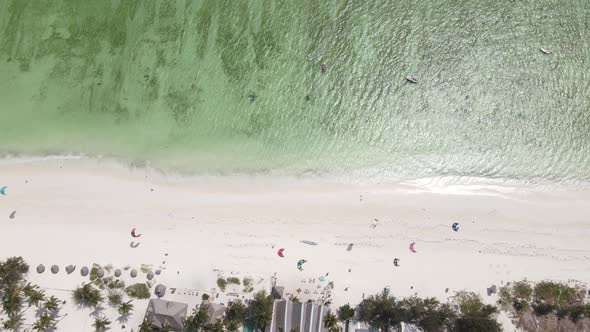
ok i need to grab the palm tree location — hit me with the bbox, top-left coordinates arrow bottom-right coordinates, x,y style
118,300 -> 134,316
337,304 -> 355,332
288,295 -> 300,303
225,300 -> 247,323
323,312 -> 339,332
0,256 -> 29,288
32,314 -> 56,331
184,305 -> 209,332
211,320 -> 225,332
2,314 -> 23,331
93,316 -> 111,331
24,283 -> 46,307
2,284 -> 24,316
248,290 -> 273,332
44,296 -> 61,313
138,319 -> 154,332
225,320 -> 240,332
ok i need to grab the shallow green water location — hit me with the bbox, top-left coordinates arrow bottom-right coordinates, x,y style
0,0 -> 589,182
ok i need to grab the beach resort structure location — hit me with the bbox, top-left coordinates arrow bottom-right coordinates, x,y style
203,300 -> 227,326
269,299 -> 329,332
144,298 -> 188,330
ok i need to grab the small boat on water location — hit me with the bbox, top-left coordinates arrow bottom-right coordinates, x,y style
405,75 -> 418,83
540,48 -> 552,55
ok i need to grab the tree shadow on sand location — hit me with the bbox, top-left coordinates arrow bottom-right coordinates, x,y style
117,314 -> 131,324
89,305 -> 106,319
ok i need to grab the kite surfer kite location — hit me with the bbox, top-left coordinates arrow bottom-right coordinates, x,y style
131,228 -> 142,238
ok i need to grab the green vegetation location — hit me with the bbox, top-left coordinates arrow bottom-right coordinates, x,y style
108,291 -> 123,307
125,283 -> 150,299
73,283 -> 103,307
211,320 -> 225,332
0,257 -> 64,331
533,281 -> 577,306
498,279 -> 588,323
454,292 -> 500,332
140,264 -> 152,274
44,296 -> 61,312
32,314 -> 56,332
357,290 -> 492,332
225,300 -> 247,323
247,290 -> 274,332
337,304 -> 355,332
225,319 -> 240,332
243,277 -> 254,293
23,283 -> 46,307
93,316 -> 111,331
227,277 -> 241,285
323,312 -> 339,332
89,264 -> 103,281
201,293 -> 210,301
184,305 -> 209,332
0,257 -> 29,288
118,300 -> 134,316
217,277 -> 227,292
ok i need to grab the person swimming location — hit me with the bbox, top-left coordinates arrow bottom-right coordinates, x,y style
321,63 -> 327,73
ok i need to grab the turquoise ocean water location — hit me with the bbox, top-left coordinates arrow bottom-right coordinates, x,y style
0,1 -> 589,183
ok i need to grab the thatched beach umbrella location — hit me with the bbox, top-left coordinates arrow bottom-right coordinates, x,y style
81,266 -> 89,277
96,268 -> 104,278
36,264 -> 45,274
114,269 -> 121,277
51,265 -> 59,274
147,272 -> 154,280
130,269 -> 137,278
155,284 -> 166,297
65,265 -> 75,274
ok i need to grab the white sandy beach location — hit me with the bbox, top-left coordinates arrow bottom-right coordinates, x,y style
1,158 -> 590,331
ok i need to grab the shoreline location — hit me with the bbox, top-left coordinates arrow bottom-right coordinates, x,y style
1,157 -> 590,330
2,153 -> 589,195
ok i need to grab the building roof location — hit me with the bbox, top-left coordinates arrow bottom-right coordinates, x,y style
146,299 -> 188,330
204,301 -> 226,326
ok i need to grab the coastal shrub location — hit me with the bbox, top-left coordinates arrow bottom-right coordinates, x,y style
497,286 -> 512,308
140,264 -> 152,274
456,292 -> 485,316
73,283 -> 103,307
569,305 -> 586,322
532,302 -> 555,316
243,277 -> 254,293
227,277 -> 241,285
89,264 -> 102,281
125,283 -> 150,299
512,299 -> 528,312
534,282 -> 576,306
106,278 -> 125,290
513,281 -> 533,301
217,277 -> 227,291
